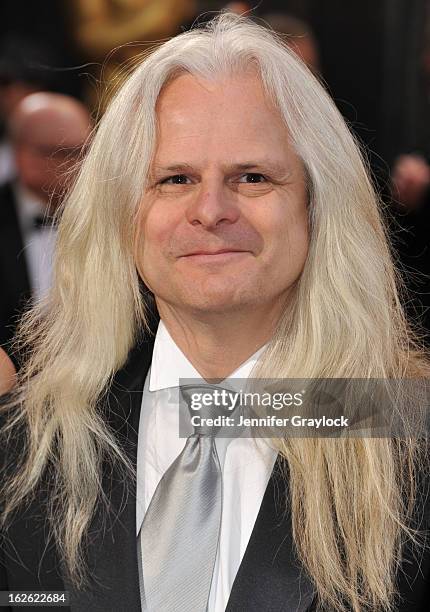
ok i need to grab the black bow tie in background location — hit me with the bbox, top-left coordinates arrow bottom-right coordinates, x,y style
33,214 -> 54,230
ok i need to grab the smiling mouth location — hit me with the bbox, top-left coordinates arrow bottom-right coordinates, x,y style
180,250 -> 250,262
183,249 -> 248,257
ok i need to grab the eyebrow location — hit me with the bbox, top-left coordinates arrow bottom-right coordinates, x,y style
150,160 -> 291,178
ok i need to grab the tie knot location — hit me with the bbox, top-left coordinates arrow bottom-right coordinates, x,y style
180,383 -> 231,436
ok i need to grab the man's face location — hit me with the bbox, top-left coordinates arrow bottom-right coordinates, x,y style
136,71 -> 309,317
16,142 -> 83,206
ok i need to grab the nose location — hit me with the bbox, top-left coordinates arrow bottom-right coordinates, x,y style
185,177 -> 240,228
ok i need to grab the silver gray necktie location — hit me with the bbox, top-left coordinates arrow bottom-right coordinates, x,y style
138,385 -> 223,612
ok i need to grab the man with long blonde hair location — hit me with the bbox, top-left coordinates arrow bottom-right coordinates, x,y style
1,13 -> 429,612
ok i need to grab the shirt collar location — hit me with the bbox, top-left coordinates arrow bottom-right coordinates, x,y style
149,319 -> 268,391
12,181 -> 47,234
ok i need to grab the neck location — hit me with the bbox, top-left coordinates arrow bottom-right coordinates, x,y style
156,301 -> 281,379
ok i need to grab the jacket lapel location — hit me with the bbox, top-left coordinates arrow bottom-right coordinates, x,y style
226,457 -> 316,612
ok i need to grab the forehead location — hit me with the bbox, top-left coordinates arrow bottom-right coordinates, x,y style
156,68 -> 273,110
153,71 -> 292,164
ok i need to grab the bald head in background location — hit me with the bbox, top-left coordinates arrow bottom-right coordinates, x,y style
9,92 -> 92,212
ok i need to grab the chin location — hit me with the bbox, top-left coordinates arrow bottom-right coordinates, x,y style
180,287 -> 258,314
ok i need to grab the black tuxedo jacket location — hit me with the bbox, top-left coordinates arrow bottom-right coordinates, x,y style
0,182 -> 31,353
1,318 -> 429,611
388,193 -> 430,343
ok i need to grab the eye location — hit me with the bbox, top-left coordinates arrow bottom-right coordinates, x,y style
159,174 -> 191,185
237,173 -> 268,183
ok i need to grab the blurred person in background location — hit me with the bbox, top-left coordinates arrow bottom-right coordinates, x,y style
387,5 -> 430,346
224,2 -> 251,15
0,92 -> 92,354
392,154 -> 430,211
261,12 -> 320,74
0,36 -> 65,185
391,154 -> 430,342
210,5 -> 321,73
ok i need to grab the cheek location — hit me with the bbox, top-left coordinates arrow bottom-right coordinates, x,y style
262,204 -> 309,267
24,155 -> 45,180
41,161 -> 59,185
284,215 -> 309,271
138,203 -> 180,260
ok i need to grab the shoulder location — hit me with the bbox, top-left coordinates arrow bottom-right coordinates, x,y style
0,182 -> 19,230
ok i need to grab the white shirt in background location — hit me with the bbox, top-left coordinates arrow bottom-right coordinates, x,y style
13,182 -> 56,303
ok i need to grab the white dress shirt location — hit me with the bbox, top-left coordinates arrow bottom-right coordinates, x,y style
136,320 -> 278,611
0,141 -> 15,185
13,182 -> 56,303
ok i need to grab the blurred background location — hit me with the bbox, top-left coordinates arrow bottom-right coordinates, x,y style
2,0 -> 430,355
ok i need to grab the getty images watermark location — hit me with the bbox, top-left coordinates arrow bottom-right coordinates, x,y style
174,378 -> 430,438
